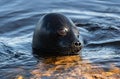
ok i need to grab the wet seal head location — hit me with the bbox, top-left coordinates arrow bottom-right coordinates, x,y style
32,13 -> 82,57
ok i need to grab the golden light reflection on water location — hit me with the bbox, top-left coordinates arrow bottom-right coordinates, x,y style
16,55 -> 120,79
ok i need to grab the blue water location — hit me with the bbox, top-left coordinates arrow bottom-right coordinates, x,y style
0,0 -> 120,79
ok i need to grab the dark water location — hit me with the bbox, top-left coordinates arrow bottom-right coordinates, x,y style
0,0 -> 120,79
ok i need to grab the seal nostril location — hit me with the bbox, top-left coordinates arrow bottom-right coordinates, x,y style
78,42 -> 81,46
74,41 -> 81,47
75,42 -> 78,46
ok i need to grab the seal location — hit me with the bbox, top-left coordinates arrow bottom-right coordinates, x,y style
32,13 -> 82,57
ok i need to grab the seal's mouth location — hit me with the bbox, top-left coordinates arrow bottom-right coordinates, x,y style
71,47 -> 81,53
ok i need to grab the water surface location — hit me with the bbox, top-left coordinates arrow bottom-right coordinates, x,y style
0,0 -> 120,79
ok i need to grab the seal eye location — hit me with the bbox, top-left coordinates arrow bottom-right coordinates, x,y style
57,27 -> 68,36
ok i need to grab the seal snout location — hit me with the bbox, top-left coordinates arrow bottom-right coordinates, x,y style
71,41 -> 82,53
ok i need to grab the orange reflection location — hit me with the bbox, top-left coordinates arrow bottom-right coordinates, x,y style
15,75 -> 24,79
15,55 -> 120,79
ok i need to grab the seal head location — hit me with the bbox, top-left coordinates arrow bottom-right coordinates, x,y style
32,13 -> 82,56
